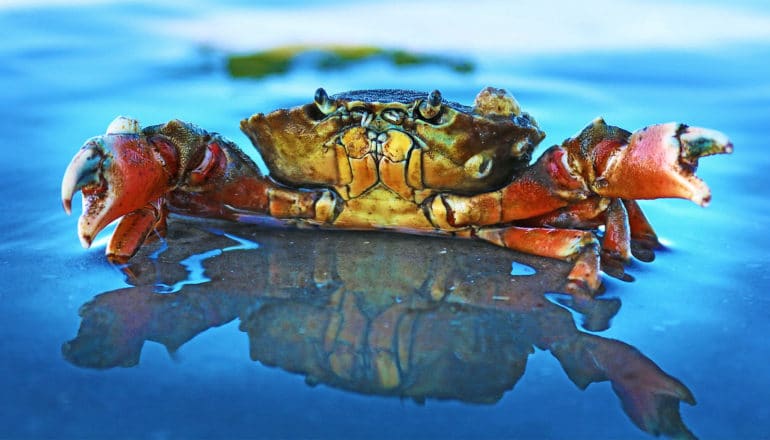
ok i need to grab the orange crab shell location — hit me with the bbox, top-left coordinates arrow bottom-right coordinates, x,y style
241,88 -> 545,199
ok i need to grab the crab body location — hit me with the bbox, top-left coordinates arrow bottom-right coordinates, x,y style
61,87 -> 732,294
240,88 -> 544,232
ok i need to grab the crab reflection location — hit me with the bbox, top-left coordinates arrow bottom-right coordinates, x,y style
63,220 -> 696,439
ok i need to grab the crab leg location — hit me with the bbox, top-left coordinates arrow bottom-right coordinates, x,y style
600,199 -> 632,281
474,226 -> 602,294
622,199 -> 659,262
426,146 -> 582,229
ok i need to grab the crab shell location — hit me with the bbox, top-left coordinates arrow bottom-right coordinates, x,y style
241,87 -> 544,201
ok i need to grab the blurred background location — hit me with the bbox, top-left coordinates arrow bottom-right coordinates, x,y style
1,0 -> 768,438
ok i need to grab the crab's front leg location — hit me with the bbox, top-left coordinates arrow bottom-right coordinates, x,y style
62,117 -> 339,263
426,119 -> 731,294
566,119 -> 732,269
427,146 -> 605,293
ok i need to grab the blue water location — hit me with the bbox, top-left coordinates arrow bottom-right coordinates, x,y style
1,1 -> 769,439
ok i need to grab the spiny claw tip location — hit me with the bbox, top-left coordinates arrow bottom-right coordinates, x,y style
687,176 -> 712,207
63,198 -> 72,215
680,126 -> 732,161
79,233 -> 92,249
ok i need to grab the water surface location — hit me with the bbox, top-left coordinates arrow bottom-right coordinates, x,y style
1,1 -> 769,439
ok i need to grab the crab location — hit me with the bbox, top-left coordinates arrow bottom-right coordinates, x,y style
61,87 -> 732,294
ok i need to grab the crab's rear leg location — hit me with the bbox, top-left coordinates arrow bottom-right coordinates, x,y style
474,226 -> 602,295
622,199 -> 660,262
513,197 -> 637,282
600,199 -> 633,281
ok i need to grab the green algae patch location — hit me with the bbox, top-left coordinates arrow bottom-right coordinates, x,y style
227,45 -> 474,79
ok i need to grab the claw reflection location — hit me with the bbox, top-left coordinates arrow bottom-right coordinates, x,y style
63,220 -> 696,439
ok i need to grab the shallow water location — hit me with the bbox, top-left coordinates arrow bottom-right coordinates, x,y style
1,1 -> 770,439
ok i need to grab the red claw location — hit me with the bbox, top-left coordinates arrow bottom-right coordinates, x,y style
590,122 -> 732,206
62,117 -> 278,262
61,117 -> 178,256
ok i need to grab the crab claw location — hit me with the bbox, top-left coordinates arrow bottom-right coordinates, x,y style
61,117 -> 178,251
593,122 -> 732,206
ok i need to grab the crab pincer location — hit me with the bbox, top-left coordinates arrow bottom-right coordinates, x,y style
555,119 -> 733,289
62,117 -> 340,263
579,121 -> 734,207
62,117 -> 178,263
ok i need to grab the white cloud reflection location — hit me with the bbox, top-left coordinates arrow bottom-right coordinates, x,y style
3,0 -> 770,54
149,0 -> 770,54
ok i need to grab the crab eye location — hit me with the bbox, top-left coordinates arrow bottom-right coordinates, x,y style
314,87 -> 337,115
381,109 -> 405,125
417,89 -> 442,120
